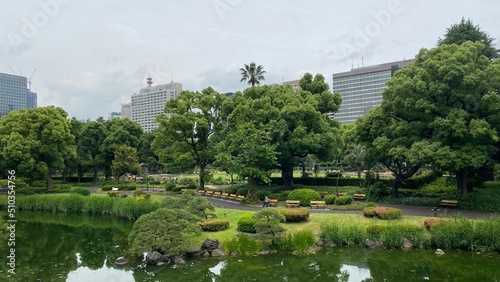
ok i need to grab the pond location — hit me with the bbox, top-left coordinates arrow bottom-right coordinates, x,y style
1,212 -> 499,281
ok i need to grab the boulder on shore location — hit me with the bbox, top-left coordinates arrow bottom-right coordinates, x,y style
145,251 -> 170,265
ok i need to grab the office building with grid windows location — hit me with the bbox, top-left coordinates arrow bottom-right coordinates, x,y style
0,73 -> 28,117
131,81 -> 182,132
332,59 -> 414,124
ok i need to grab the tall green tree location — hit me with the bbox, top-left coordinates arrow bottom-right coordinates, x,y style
64,118 -> 87,182
111,145 -> 140,182
240,62 -> 266,86
80,121 -> 108,181
0,106 -> 76,188
101,118 -> 143,179
379,41 -> 500,197
224,76 -> 342,190
138,132 -> 161,174
438,18 -> 499,59
343,144 -> 365,178
153,87 -> 227,189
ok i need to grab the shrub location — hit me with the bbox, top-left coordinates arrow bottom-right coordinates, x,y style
198,219 -> 230,232
211,177 -> 225,185
334,195 -> 353,205
374,207 -> 403,220
69,187 -> 91,196
133,190 -> 145,197
237,213 -> 257,233
363,207 -> 376,218
279,208 -> 310,223
256,190 -> 272,201
324,194 -> 337,205
369,182 -> 390,198
278,191 -> 290,201
236,188 -> 248,196
423,218 -> 446,230
224,187 -> 237,194
164,181 -> 176,191
223,234 -> 262,255
287,189 -> 320,206
172,186 -> 183,193
108,191 -> 121,197
101,185 -> 113,191
186,182 -> 198,190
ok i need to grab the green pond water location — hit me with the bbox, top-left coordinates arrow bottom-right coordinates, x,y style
1,212 -> 500,281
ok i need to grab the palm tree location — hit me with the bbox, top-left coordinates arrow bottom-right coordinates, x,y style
240,62 -> 266,86
344,144 -> 366,178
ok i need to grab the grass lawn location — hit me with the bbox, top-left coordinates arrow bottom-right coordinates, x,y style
192,207 -> 428,246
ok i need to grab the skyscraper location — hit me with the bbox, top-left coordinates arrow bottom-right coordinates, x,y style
131,81 -> 182,132
0,73 -> 28,117
27,90 -> 38,108
332,59 -> 414,124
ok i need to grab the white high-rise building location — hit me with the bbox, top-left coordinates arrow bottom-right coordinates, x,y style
121,103 -> 131,119
131,81 -> 182,132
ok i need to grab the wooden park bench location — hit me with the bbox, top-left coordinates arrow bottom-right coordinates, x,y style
268,199 -> 278,207
236,195 -> 245,202
180,188 -> 187,193
318,191 -> 328,199
310,200 -> 326,209
285,200 -> 300,208
205,190 -> 214,197
441,199 -> 458,208
213,191 -> 222,198
229,194 -> 237,201
353,193 -> 366,200
197,189 -> 205,195
336,192 -> 347,197
221,192 -> 229,200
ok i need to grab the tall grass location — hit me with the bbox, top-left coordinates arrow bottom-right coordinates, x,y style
473,218 -> 500,252
289,230 -> 316,254
430,217 -> 474,250
320,222 -> 365,247
6,194 -> 159,220
222,234 -> 262,255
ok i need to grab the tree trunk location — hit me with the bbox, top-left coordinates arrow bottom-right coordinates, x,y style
47,173 -> 54,190
302,164 -> 306,177
282,164 -> 294,190
391,175 -> 404,194
199,164 -> 206,190
249,178 -> 257,201
457,168 -> 468,198
93,165 -> 98,182
357,165 -> 362,178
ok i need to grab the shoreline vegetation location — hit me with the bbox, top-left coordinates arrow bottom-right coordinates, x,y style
2,193 -> 500,261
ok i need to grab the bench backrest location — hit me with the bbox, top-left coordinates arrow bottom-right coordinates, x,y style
442,199 -> 458,203
269,199 -> 278,203
336,192 -> 347,196
318,191 -> 328,195
286,200 -> 300,203
354,193 -> 366,197
205,191 -> 214,195
237,195 -> 245,199
214,191 -> 221,195
222,193 -> 228,197
310,201 -> 326,205
229,194 -> 237,197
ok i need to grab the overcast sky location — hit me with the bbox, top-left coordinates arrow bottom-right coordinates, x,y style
2,0 -> 499,120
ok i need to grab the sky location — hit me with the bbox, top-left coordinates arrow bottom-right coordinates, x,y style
1,0 -> 500,120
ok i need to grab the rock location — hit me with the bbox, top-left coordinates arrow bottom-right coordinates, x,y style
202,239 -> 220,253
145,251 -> 163,265
365,239 -> 382,249
305,247 -> 316,254
435,249 -> 445,255
187,246 -> 202,257
173,256 -> 186,265
115,257 -> 128,266
156,261 -> 168,266
403,238 -> 414,249
211,248 -> 226,257
203,252 -> 211,257
258,250 -> 271,255
316,240 -> 325,247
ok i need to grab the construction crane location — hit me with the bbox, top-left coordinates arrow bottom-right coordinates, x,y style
9,67 -> 15,74
28,67 -> 37,90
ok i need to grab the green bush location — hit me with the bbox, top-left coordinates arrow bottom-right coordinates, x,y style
237,213 -> 257,233
69,187 -> 90,196
172,186 -> 183,193
279,208 -> 310,223
287,188 -> 320,206
211,177 -> 225,185
278,191 -> 290,201
363,207 -> 376,217
334,195 -> 353,205
198,219 -> 230,232
108,191 -> 121,197
256,190 -> 272,201
186,182 -> 198,190
236,188 -> 248,196
369,182 -> 390,198
224,187 -> 238,194
164,181 -> 176,191
324,194 -> 337,205
222,234 -> 262,255
374,207 -> 403,220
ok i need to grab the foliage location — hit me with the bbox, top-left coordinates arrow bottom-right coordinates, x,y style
69,187 -> 90,196
320,223 -> 365,247
287,188 -> 321,206
128,208 -> 202,256
0,106 -> 76,188
343,144 -> 366,178
164,180 -> 176,191
236,188 -> 248,196
211,176 -> 225,185
111,145 -> 140,182
324,194 -> 337,205
133,189 -> 145,197
161,192 -> 215,220
198,219 -> 229,232
373,207 -> 403,220
222,234 -> 262,255
430,217 -> 475,250
79,121 -> 107,181
363,207 -> 376,218
286,230 -> 316,254
239,62 -> 266,86
253,208 -> 286,242
423,218 -> 448,230
334,195 -> 353,205
256,190 -> 272,201
368,182 -> 391,198
237,213 -> 257,233
153,87 -> 227,190
278,208 -> 310,223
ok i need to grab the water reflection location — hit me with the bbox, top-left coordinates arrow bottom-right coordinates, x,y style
339,264 -> 371,282
209,261 -> 227,281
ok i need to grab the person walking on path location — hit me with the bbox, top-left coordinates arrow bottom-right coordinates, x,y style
263,196 -> 270,208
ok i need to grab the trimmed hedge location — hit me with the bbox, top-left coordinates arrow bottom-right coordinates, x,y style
279,208 -> 310,223
198,219 -> 230,232
69,187 -> 90,196
287,188 -> 320,206
363,207 -> 376,217
237,213 -> 257,233
373,207 -> 403,220
324,195 -> 337,205
334,195 -> 353,205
